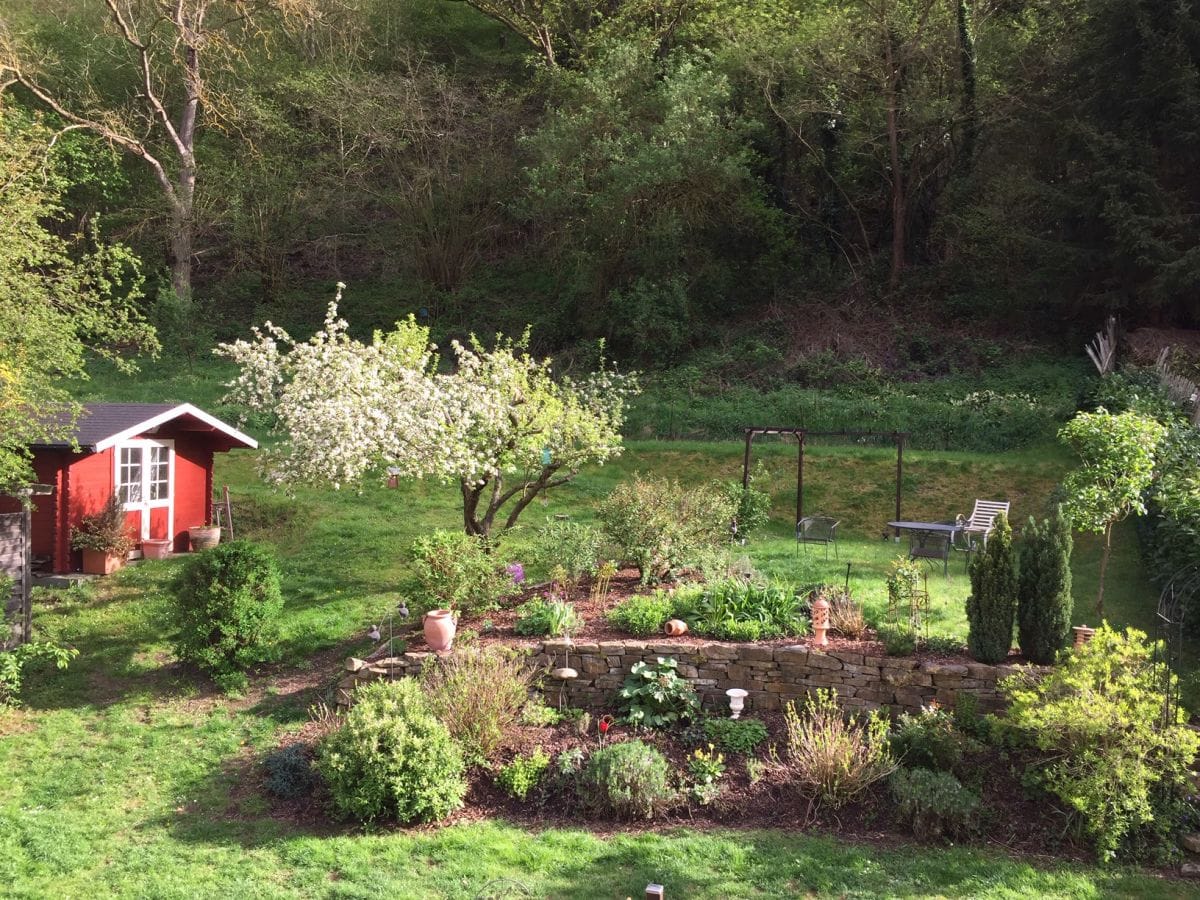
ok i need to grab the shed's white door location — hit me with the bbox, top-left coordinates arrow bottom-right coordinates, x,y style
115,439 -> 175,543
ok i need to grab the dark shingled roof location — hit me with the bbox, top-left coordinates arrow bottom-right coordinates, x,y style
32,403 -> 251,450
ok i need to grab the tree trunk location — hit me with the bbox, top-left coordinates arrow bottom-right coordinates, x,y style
884,36 -> 906,289
461,480 -> 487,537
169,201 -> 194,300
957,0 -> 979,172
1095,523 -> 1112,618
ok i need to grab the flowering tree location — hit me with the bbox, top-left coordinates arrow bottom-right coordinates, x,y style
217,291 -> 637,536
1060,408 -> 1166,617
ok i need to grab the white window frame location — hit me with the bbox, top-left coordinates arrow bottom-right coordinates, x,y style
114,438 -> 175,542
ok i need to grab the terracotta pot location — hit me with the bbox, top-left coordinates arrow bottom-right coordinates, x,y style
423,609 -> 457,652
1072,625 -> 1096,649
664,619 -> 688,637
81,550 -> 125,576
188,525 -> 221,551
142,539 -> 172,560
811,597 -> 831,647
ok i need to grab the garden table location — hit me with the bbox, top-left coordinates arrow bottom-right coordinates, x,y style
886,521 -> 963,576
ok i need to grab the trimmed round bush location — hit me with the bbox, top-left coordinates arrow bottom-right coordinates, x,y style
580,740 -> 676,819
318,679 -> 466,824
171,540 -> 284,689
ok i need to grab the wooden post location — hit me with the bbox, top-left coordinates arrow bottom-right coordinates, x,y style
894,433 -> 904,538
21,503 -> 31,645
796,433 -> 805,526
742,429 -> 753,490
646,885 -> 664,900
222,485 -> 235,541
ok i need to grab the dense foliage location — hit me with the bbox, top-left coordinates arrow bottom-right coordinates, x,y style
409,530 -> 514,616
171,540 -> 284,691
421,646 -> 531,763
1017,507 -> 1074,664
616,657 -> 700,730
318,679 -> 466,825
579,740 -> 676,819
1002,626 -> 1200,862
890,768 -> 981,841
0,641 -> 77,707
69,495 -> 136,556
513,597 -> 579,637
965,514 -> 1016,664
669,578 -> 807,641
606,591 -> 676,637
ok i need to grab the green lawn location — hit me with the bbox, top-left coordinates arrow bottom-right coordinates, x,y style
3,360 -> 1191,897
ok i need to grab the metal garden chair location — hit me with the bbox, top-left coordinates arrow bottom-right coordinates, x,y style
797,515 -> 840,559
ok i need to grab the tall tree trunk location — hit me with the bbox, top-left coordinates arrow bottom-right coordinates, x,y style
1095,522 -> 1112,618
957,0 -> 979,172
884,35 -> 906,289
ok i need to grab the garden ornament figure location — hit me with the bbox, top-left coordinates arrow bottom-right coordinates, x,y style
726,688 -> 748,719
812,595 -> 831,646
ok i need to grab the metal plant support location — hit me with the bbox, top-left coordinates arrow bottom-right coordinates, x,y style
1154,565 -> 1197,730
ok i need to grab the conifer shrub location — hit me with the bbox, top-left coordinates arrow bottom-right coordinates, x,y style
965,514 -> 1017,664
172,540 -> 283,691
1017,506 -> 1074,664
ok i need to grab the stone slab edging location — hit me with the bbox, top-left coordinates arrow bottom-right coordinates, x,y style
336,639 -> 1049,716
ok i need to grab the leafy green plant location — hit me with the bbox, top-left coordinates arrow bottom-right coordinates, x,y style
69,494 -> 136,555
606,591 -> 676,636
519,698 -> 562,727
263,743 -> 317,801
890,768 -> 981,840
1002,625 -> 1200,862
579,739 -> 677,819
318,679 -> 466,824
514,597 -> 581,637
890,704 -> 978,773
784,688 -> 895,808
966,514 -> 1017,664
877,622 -> 917,656
528,520 -> 602,599
670,578 -> 805,640
0,641 -> 78,707
1060,409 -> 1167,616
409,529 -> 515,616
1017,506 -> 1074,664
702,717 -> 768,754
496,749 -> 550,800
920,635 -> 966,655
171,540 -> 283,692
422,646 -> 532,764
722,460 -> 771,538
617,657 -> 699,729
598,474 -> 736,582
886,557 -> 924,629
688,743 -> 726,805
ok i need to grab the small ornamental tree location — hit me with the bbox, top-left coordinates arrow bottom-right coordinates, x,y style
1017,507 -> 1074,664
1059,409 -> 1167,617
217,292 -> 637,537
965,513 -> 1017,664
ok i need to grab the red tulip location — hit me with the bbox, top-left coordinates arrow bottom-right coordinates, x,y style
599,719 -> 610,733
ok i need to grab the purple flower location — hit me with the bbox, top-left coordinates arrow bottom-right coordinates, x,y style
507,562 -> 525,585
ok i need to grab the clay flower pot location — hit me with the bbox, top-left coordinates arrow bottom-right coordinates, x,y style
81,550 -> 125,576
141,539 -> 172,560
811,596 -> 831,647
664,619 -> 688,637
423,609 -> 457,652
188,525 -> 221,551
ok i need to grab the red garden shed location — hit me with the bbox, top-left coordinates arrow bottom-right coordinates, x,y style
6,403 -> 257,574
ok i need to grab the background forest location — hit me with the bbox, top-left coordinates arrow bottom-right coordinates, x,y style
3,0 -> 1199,382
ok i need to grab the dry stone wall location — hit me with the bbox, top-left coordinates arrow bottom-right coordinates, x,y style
337,639 -> 1044,716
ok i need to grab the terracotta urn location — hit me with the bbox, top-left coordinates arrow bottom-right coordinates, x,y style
1072,625 -> 1096,649
424,609 -> 457,652
81,550 -> 125,576
664,619 -> 688,637
188,525 -> 221,551
141,539 -> 172,560
811,596 -> 831,646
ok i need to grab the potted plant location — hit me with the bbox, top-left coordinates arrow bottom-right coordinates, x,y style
188,523 -> 221,551
71,495 -> 136,575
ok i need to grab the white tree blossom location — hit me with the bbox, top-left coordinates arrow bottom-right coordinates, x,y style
216,293 -> 638,535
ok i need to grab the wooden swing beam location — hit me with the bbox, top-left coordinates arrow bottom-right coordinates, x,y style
741,427 -> 908,530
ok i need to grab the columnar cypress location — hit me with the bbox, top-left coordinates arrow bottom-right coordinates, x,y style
966,513 -> 1017,664
1017,507 -> 1074,664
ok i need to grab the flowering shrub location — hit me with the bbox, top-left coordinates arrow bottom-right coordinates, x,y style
422,646 -> 531,763
409,530 -> 514,616
687,744 -> 726,805
218,300 -> 637,537
617,657 -> 699,729
580,740 -> 677,818
318,679 -> 466,824
1002,625 -> 1200,862
784,688 -> 895,808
